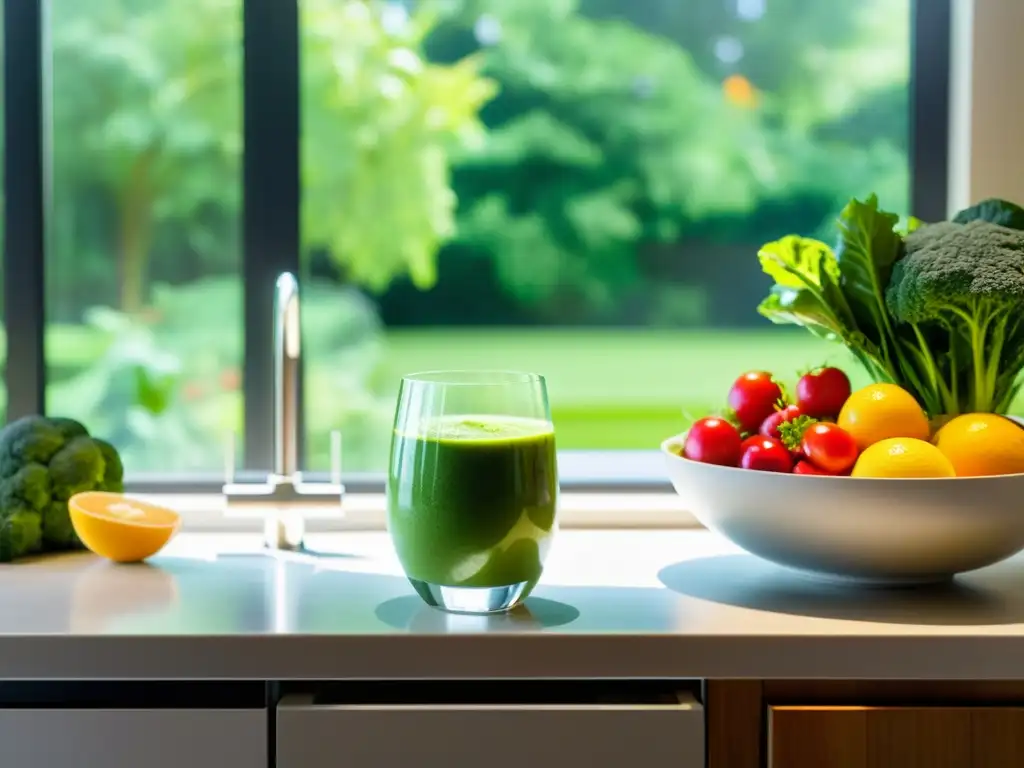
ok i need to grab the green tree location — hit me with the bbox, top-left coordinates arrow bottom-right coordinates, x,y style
51,0 -> 241,314
49,0 -> 493,314
301,0 -> 496,291
428,0 -> 778,317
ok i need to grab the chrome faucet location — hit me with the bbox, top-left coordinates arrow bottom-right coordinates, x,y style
222,272 -> 344,551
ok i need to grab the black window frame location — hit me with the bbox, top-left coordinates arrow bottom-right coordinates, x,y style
2,0 -> 951,495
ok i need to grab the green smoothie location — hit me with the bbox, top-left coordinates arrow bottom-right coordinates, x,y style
387,415 -> 558,590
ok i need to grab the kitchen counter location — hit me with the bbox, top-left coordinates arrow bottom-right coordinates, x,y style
4,529 -> 1024,681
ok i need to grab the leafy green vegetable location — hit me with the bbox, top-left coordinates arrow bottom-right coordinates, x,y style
757,198 -> 899,387
833,195 -> 902,358
951,198 -> 1024,231
758,195 -> 1024,417
0,416 -> 125,561
756,236 -> 853,342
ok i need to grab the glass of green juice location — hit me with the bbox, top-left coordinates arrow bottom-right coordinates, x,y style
386,370 -> 559,614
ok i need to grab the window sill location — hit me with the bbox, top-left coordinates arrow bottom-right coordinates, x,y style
136,492 -> 699,532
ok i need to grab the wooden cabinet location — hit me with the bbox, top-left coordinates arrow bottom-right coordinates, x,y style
277,691 -> 705,768
0,709 -> 266,768
769,706 -> 1024,768
708,681 -> 1024,768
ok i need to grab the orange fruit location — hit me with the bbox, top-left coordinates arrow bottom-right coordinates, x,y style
69,492 -> 180,563
933,413 -> 1024,477
837,383 -> 930,450
851,437 -> 956,478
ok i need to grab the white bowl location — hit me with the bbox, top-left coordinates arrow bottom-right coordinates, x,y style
661,433 -> 1024,584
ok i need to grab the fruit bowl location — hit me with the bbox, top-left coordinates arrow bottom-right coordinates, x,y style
662,433 -> 1024,584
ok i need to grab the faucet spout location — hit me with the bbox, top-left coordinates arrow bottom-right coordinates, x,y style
274,272 -> 301,479
221,270 -> 344,554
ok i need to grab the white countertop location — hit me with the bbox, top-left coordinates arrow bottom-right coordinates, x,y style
3,529 -> 1024,681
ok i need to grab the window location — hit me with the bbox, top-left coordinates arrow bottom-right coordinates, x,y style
1,0 -> 962,495
0,4 -> 4,424
299,0 -> 924,477
45,0 -> 243,474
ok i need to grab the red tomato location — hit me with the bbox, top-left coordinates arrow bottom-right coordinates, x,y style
683,417 -> 743,466
740,437 -> 794,473
759,403 -> 803,440
793,460 -> 828,475
796,367 -> 852,419
741,434 -> 764,452
728,371 -> 784,433
801,422 -> 859,474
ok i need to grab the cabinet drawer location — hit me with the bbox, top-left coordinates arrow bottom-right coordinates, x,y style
0,708 -> 266,768
278,691 -> 703,768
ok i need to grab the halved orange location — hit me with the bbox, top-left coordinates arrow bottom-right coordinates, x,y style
69,492 -> 181,563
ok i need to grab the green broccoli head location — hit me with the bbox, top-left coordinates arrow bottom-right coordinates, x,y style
886,220 -> 1024,325
886,219 -> 1024,413
0,417 -> 125,559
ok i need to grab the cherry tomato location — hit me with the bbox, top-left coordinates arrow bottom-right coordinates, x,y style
741,434 -> 764,453
801,422 -> 859,474
793,460 -> 828,475
683,417 -> 743,466
740,437 -> 794,473
759,403 -> 803,440
796,367 -> 852,419
728,371 -> 784,433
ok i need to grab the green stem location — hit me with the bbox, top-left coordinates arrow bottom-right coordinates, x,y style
984,318 -> 1006,411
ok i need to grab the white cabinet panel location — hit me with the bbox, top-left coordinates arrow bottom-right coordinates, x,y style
0,708 -> 266,768
278,692 -> 703,768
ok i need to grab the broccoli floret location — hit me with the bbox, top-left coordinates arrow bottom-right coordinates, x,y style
0,462 -> 51,512
93,438 -> 124,492
48,417 -> 89,441
952,198 -> 1024,231
0,506 -> 43,562
42,500 -> 81,549
886,219 -> 1024,413
0,416 -> 64,476
0,417 -> 124,559
49,436 -> 106,501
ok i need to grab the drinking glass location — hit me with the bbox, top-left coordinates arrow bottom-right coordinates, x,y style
387,371 -> 559,614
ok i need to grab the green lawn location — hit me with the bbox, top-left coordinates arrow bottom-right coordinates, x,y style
381,328 -> 870,449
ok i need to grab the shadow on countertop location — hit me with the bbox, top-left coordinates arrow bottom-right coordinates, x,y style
376,595 -> 580,632
658,554 -> 1024,626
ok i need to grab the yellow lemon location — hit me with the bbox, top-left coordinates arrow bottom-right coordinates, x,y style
933,413 -> 1024,477
69,492 -> 181,563
851,438 -> 956,478
837,383 -> 930,450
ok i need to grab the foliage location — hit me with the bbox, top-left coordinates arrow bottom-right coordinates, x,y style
45,307 -> 199,470
430,0 -> 773,315
302,0 -> 496,290
50,0 -> 241,313
50,0 -> 493,317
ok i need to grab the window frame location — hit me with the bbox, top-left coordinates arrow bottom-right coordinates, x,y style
3,0 -> 953,502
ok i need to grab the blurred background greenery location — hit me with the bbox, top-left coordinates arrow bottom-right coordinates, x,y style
26,0 -> 919,473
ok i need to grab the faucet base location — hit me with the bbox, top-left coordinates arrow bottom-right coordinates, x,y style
264,511 -> 307,552
222,474 -> 344,552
